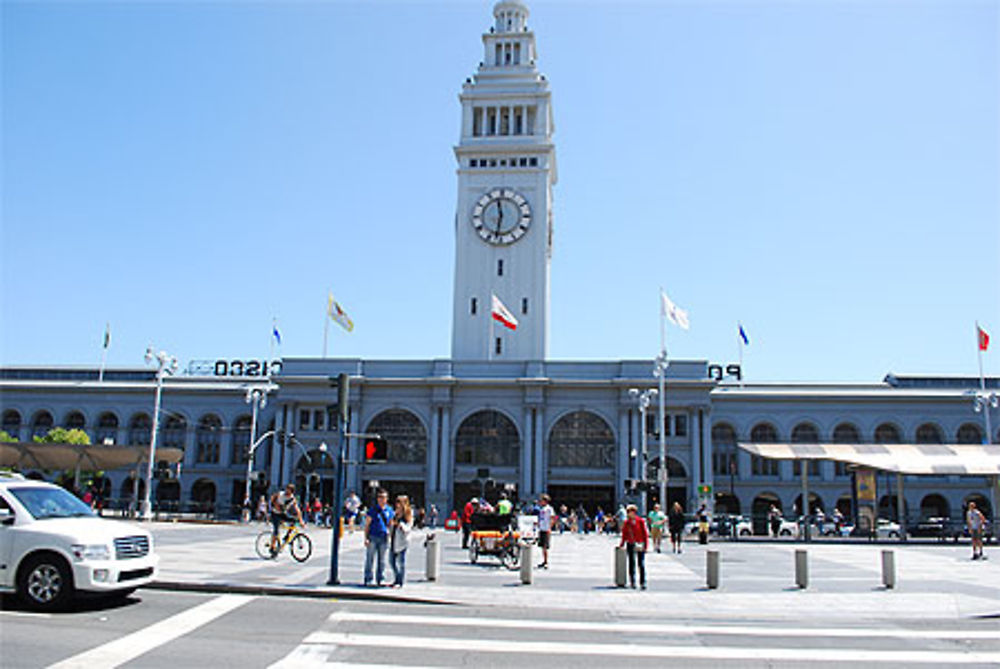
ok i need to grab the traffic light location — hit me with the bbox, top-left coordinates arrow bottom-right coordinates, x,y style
364,437 -> 388,462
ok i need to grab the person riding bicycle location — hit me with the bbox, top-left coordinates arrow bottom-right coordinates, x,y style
270,483 -> 304,553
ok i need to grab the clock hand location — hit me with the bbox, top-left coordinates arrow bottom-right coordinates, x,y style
495,201 -> 504,236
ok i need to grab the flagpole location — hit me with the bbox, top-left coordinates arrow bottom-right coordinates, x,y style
323,308 -> 330,359
270,318 -> 277,366
98,323 -> 109,383
738,322 -> 744,388
977,321 -> 993,446
488,293 -> 494,361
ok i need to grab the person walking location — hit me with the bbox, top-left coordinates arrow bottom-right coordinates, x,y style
648,503 -> 666,553
461,497 -> 478,549
428,503 -> 439,529
497,492 -> 513,516
363,488 -> 394,586
536,493 -> 554,569
966,501 -> 988,560
390,494 -> 413,587
668,501 -> 685,554
768,504 -> 782,538
620,504 -> 649,589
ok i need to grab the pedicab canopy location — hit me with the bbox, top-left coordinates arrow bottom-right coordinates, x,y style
0,441 -> 183,472
737,442 -> 1000,476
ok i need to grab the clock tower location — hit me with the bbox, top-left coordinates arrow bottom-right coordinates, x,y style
451,1 -> 556,361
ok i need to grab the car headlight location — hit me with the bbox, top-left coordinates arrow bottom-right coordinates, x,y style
71,544 -> 111,561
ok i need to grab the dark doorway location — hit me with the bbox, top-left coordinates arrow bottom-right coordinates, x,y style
547,485 -> 615,516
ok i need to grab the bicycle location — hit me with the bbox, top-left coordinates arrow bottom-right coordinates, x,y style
255,522 -> 313,562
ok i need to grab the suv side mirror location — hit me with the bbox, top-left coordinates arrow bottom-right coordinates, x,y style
0,508 -> 14,526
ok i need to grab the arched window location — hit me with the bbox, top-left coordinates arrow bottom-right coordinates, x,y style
2,410 -> 21,438
711,422 -> 738,477
65,411 -> 86,430
231,415 -> 252,464
365,410 -> 428,464
956,423 -> 983,445
455,410 -> 520,467
832,423 -> 860,443
874,423 -> 901,444
128,413 -> 151,445
750,422 -> 778,443
915,423 -> 943,444
831,423 -> 860,476
162,415 -> 187,450
749,422 -> 779,476
31,410 -> 54,439
548,411 -> 615,468
791,423 -> 820,476
791,423 -> 819,443
196,415 -> 222,464
95,412 -> 119,445
646,456 -> 687,481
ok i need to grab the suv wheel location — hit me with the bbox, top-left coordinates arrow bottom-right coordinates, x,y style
18,553 -> 74,611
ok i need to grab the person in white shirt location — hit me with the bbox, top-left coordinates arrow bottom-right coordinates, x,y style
390,494 -> 413,586
536,493 -> 554,569
967,501 -> 988,560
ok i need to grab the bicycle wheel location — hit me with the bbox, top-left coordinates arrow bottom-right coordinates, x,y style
290,533 -> 312,562
255,531 -> 277,560
500,545 -> 520,571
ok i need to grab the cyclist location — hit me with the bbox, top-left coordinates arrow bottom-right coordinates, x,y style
270,483 -> 304,554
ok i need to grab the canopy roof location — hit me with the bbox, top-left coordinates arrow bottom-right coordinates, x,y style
0,442 -> 183,472
737,442 -> 1000,476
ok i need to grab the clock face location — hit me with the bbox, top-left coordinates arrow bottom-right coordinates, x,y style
471,188 -> 531,245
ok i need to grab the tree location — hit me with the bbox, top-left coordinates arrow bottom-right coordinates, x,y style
33,427 -> 91,445
0,430 -> 15,443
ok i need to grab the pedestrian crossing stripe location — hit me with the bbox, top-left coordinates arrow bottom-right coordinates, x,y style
298,631 -> 1000,665
327,610 -> 1000,640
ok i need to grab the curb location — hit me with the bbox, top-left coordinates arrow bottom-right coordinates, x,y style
146,580 -> 458,606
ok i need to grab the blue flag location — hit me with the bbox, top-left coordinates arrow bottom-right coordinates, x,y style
739,324 -> 749,346
272,323 -> 282,345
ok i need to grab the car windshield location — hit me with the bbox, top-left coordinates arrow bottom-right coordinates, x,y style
9,486 -> 95,520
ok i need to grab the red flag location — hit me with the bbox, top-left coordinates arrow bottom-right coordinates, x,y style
978,326 -> 990,352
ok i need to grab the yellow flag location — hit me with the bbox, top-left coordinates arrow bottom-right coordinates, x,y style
327,292 -> 354,332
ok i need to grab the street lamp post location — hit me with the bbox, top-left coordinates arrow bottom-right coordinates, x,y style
243,428 -> 277,518
141,347 -> 178,521
242,385 -> 276,517
628,387 -> 658,516
653,353 -> 668,511
971,389 -> 999,537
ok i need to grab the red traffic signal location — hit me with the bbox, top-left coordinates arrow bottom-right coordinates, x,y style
364,438 -> 388,462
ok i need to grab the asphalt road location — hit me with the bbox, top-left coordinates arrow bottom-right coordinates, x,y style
2,589 -> 999,668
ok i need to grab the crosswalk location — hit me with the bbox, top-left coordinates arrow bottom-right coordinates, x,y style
270,607 -> 1000,667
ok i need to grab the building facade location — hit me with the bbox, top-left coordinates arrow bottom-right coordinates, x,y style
1,2 -> 997,526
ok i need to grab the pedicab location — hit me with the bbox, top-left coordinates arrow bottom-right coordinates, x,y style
467,511 -> 521,570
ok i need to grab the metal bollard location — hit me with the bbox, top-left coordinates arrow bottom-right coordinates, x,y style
795,549 -> 808,589
425,533 -> 440,582
706,550 -> 720,589
614,545 -> 627,588
881,550 -> 895,589
520,543 -> 533,585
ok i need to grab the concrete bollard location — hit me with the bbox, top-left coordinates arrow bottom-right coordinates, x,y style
706,550 -> 720,589
881,550 -> 895,589
795,549 -> 808,589
520,543 -> 533,585
614,545 -> 627,588
425,533 -> 440,582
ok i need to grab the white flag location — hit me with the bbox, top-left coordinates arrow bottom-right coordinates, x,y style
660,290 -> 690,330
491,294 -> 518,330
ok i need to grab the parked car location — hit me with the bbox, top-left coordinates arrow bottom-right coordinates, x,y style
0,473 -> 158,610
910,516 -> 950,540
875,518 -> 903,539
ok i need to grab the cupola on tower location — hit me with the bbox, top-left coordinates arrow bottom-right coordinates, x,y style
450,0 -> 556,361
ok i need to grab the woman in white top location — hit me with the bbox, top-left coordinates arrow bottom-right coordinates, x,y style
390,495 -> 413,587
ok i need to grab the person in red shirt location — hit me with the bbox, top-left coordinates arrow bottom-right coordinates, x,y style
619,503 -> 649,589
461,497 -> 479,549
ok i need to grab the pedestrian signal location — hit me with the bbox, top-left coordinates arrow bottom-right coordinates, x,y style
364,437 -> 388,462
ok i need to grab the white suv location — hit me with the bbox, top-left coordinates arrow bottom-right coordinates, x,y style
0,473 -> 158,610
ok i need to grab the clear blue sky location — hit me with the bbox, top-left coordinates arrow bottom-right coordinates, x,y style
2,0 -> 997,382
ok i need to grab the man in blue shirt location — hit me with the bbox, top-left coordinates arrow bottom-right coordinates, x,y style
363,488 -> 394,586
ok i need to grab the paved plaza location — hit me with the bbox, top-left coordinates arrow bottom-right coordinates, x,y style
150,521 -> 1000,622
